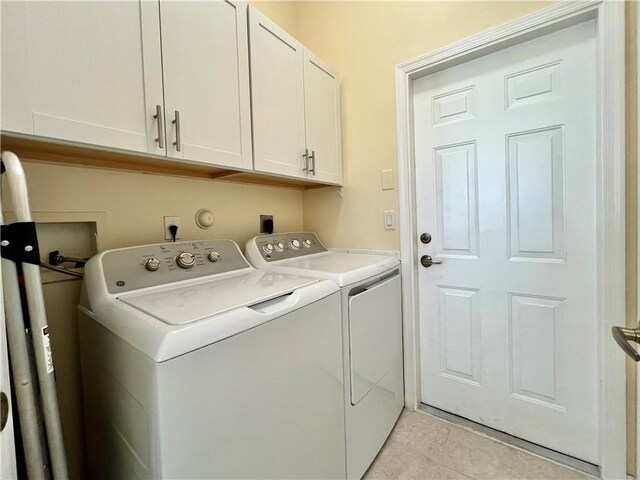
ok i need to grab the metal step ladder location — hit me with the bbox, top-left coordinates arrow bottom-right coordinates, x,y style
1,151 -> 68,479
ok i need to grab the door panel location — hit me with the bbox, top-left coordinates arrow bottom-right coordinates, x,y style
438,287 -> 481,385
507,127 -> 565,260
249,7 -> 306,178
1,0 -> 164,154
509,294 -> 563,406
160,0 -> 252,169
414,20 -> 597,462
434,142 -> 479,257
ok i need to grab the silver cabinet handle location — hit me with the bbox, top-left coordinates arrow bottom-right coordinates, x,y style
420,255 -> 442,268
309,150 -> 316,175
612,326 -> 640,361
172,110 -> 181,152
302,148 -> 309,172
154,105 -> 164,148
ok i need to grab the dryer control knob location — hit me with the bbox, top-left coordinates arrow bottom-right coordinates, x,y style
289,239 -> 301,250
207,251 -> 221,262
262,244 -> 274,254
176,252 -> 196,269
144,258 -> 161,271
303,239 -> 312,248
274,242 -> 284,252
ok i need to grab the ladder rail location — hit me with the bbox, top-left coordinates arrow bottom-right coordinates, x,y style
2,151 -> 69,479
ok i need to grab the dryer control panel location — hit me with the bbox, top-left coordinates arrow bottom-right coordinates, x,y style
252,232 -> 327,262
100,240 -> 251,294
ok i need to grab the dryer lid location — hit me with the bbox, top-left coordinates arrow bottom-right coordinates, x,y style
118,270 -> 317,325
278,252 -> 396,273
273,252 -> 399,286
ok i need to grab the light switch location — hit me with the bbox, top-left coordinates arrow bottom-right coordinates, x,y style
384,210 -> 396,230
382,169 -> 394,191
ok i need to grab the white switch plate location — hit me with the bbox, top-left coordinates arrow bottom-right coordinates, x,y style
384,210 -> 396,230
164,216 -> 181,240
382,169 -> 394,191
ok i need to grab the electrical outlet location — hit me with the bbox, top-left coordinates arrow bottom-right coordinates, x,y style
260,215 -> 274,234
164,216 -> 181,241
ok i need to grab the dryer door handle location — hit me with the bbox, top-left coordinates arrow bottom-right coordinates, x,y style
349,272 -> 399,299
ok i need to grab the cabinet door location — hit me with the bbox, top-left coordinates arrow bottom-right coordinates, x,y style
303,49 -> 342,185
160,0 -> 252,170
249,7 -> 306,178
0,1 -> 165,155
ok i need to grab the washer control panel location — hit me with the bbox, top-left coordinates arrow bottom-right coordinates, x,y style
254,232 -> 327,262
102,240 -> 250,294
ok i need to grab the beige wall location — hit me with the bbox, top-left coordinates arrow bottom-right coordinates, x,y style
289,1 -> 553,250
251,1 -> 559,251
7,162 -> 304,251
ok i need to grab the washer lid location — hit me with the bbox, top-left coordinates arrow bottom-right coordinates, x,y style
118,270 -> 317,325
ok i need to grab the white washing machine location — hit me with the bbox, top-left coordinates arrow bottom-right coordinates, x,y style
78,239 -> 346,479
246,232 -> 404,479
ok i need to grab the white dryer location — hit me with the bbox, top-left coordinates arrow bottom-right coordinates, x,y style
78,240 -> 346,479
246,232 -> 404,479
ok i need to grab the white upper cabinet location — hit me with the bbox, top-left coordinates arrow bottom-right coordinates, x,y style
159,0 -> 252,170
249,7 -> 307,178
303,50 -> 342,185
1,1 -> 340,184
249,6 -> 342,184
0,0 -> 165,155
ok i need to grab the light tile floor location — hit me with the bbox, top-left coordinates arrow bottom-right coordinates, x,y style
364,410 -> 595,480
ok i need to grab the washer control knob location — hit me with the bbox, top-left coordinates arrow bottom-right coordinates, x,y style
144,258 -> 161,271
303,239 -> 312,248
207,251 -> 221,262
289,239 -> 301,250
176,252 -> 196,269
262,244 -> 274,254
274,242 -> 284,252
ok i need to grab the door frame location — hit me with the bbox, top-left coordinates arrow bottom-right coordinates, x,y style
395,1 -> 625,477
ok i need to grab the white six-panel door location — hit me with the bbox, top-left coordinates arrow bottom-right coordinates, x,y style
414,20 -> 598,463
249,7 -> 307,178
0,0 -> 164,155
160,0 -> 252,170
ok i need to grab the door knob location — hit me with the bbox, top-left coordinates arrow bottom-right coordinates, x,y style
420,255 -> 442,268
612,326 -> 640,361
420,233 -> 432,244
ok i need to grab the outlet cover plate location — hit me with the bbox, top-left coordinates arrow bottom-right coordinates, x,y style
164,216 -> 181,240
260,215 -> 274,234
